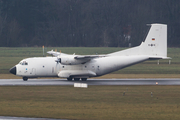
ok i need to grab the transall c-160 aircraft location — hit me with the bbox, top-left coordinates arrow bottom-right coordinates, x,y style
10,24 -> 170,81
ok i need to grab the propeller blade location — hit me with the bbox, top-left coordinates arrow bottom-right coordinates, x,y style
55,58 -> 61,63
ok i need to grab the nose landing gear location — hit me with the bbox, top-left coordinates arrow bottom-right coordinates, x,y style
23,77 -> 28,81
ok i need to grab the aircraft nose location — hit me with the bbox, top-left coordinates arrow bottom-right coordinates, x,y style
9,66 -> 16,75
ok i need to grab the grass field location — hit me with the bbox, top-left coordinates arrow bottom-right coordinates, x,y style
0,47 -> 180,78
0,86 -> 179,120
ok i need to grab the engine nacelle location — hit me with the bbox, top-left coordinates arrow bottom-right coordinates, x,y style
59,56 -> 88,65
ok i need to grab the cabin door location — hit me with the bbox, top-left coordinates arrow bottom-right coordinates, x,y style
31,68 -> 36,75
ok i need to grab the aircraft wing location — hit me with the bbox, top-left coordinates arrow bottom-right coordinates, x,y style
47,50 -> 106,65
47,50 -> 68,56
74,55 -> 106,59
47,50 -> 106,59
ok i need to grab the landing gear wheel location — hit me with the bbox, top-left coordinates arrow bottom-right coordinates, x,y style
81,78 -> 87,81
23,77 -> 28,81
67,77 -> 72,81
74,78 -> 80,81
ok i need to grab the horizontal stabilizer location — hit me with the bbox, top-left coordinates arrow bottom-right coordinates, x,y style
149,56 -> 171,60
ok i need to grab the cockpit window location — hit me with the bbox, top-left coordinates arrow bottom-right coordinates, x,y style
24,62 -> 28,65
19,61 -> 28,65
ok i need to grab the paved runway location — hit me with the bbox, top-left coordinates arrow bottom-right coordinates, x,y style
0,78 -> 180,86
0,78 -> 179,120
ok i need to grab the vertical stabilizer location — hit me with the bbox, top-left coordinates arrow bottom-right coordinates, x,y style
108,24 -> 168,58
141,23 -> 167,57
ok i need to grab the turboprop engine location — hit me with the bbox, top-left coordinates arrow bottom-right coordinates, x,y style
56,55 -> 89,65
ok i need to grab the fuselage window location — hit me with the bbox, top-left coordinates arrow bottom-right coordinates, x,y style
20,61 -> 28,65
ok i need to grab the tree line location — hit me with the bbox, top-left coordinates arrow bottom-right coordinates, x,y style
0,0 -> 180,47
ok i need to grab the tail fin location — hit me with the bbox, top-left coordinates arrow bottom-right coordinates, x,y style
108,24 -> 168,59
141,24 -> 167,57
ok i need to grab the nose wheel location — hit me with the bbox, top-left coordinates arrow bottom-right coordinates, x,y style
23,77 -> 28,81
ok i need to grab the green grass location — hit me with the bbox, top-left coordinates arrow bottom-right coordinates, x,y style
0,86 -> 180,120
0,47 -> 180,75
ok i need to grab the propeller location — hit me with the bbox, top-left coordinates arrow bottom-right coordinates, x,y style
55,57 -> 61,63
55,50 -> 62,63
53,50 -> 62,75
55,55 -> 61,75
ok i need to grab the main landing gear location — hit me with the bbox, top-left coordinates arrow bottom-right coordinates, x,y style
81,78 -> 87,81
67,78 -> 87,81
67,77 -> 72,81
74,78 -> 80,81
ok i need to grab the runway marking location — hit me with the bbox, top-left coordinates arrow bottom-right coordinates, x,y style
0,79 -> 180,86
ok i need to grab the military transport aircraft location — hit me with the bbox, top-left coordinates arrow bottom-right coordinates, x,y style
10,24 -> 169,81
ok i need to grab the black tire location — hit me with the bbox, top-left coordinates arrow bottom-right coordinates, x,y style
67,77 -> 72,81
74,78 -> 80,81
81,78 -> 87,81
23,77 -> 28,81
